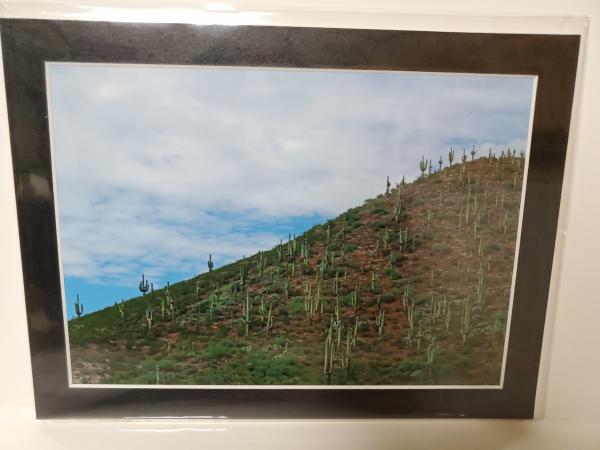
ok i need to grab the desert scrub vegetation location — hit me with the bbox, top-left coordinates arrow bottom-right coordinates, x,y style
69,149 -> 525,386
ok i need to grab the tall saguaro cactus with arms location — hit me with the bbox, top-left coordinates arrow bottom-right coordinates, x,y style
139,273 -> 149,296
419,156 -> 428,178
74,294 -> 84,318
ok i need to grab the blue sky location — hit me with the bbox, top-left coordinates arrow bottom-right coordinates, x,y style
46,64 -> 535,318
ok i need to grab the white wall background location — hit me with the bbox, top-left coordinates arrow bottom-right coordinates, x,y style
0,1 -> 599,448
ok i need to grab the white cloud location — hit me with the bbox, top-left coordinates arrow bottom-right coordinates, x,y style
48,64 -> 534,287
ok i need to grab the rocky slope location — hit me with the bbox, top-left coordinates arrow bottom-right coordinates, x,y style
69,152 -> 525,386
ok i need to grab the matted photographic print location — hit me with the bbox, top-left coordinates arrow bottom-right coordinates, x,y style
49,63 -> 535,387
2,19 -> 579,418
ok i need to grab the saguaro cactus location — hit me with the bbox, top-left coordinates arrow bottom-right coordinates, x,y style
256,250 -> 264,277
74,294 -> 84,318
304,282 -> 311,315
243,291 -> 251,336
169,296 -> 176,328
145,306 -> 153,331
291,233 -> 298,257
283,277 -> 290,299
277,240 -> 283,263
419,156 -> 427,177
208,293 -> 216,321
315,283 -> 321,317
341,327 -> 352,372
416,322 -> 424,352
448,147 -> 455,166
394,187 -> 402,222
352,284 -> 360,312
426,338 -> 437,378
239,256 -> 247,286
477,268 -> 485,304
207,253 -> 214,272
265,300 -> 273,334
386,176 -> 391,194
376,307 -> 385,336
461,297 -> 471,343
323,317 -> 334,384
138,274 -> 149,295
382,227 -> 390,252
304,236 -> 311,262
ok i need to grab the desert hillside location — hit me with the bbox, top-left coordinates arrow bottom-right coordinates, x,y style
68,151 -> 525,385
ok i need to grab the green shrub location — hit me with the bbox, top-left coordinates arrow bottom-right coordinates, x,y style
433,243 -> 453,255
342,243 -> 357,253
203,339 -> 238,360
157,359 -> 176,371
381,292 -> 396,303
291,297 -> 305,314
485,242 -> 501,253
197,300 -> 210,313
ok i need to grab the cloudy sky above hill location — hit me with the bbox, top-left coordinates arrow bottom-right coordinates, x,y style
47,63 -> 535,315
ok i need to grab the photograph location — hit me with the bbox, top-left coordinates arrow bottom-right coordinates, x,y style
48,63 -> 536,387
